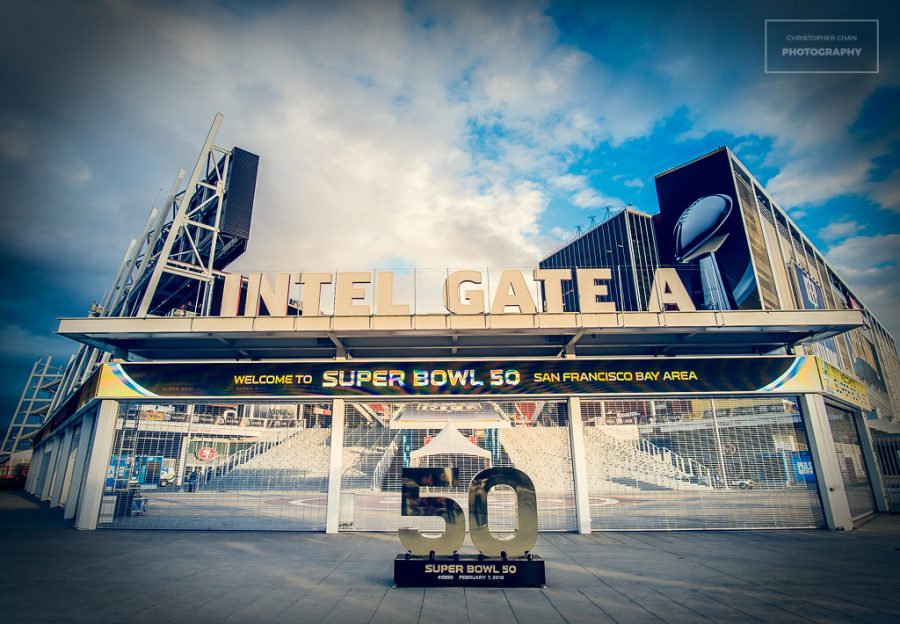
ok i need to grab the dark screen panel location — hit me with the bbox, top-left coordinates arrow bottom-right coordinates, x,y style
221,147 -> 259,240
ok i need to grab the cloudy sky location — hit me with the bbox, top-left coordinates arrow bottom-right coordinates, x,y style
0,1 -> 898,429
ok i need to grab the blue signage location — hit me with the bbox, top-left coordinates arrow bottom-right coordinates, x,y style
793,264 -> 838,357
791,451 -> 816,483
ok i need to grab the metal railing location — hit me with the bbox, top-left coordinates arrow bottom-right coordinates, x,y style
635,437 -> 713,486
371,434 -> 400,491
208,429 -> 298,479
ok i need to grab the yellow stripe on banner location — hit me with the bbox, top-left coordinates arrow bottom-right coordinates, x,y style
769,357 -> 822,394
97,364 -> 148,399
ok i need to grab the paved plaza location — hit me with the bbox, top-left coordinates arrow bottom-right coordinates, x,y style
2,491 -> 899,623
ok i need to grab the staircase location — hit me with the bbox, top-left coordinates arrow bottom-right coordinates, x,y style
205,428 -> 331,491
583,427 -> 713,492
500,427 -> 571,492
341,425 -> 395,489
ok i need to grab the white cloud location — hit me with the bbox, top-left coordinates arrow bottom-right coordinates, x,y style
765,156 -> 872,209
870,169 -> 900,213
62,161 -> 92,187
18,1 -> 891,280
825,234 -> 900,336
722,82 -> 894,214
0,120 -> 30,160
571,188 -> 623,209
108,1 -> 626,271
3,1 -> 898,325
819,220 -> 863,241
550,174 -> 628,214
0,1 -> 608,277
644,4 -> 899,216
551,174 -> 588,191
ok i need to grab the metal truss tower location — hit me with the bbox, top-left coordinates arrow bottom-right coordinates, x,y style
2,114 -> 258,450
112,112 -> 256,319
0,358 -> 64,462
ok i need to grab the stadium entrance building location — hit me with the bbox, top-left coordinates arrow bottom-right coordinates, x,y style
19,121 -> 895,534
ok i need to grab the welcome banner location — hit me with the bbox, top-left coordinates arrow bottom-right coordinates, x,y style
96,356 -> 830,400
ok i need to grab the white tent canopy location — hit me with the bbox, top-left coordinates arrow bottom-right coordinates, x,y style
410,423 -> 491,463
391,402 -> 511,430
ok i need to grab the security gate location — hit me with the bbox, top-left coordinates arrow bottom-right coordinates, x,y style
99,401 -> 333,530
580,396 -> 825,529
338,400 -> 577,532
827,404 -> 877,520
93,395 -> 835,531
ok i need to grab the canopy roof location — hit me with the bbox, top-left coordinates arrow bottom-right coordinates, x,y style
56,309 -> 864,360
410,424 -> 491,462
392,403 -> 510,430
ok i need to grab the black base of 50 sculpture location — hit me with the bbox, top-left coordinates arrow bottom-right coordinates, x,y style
394,553 -> 545,588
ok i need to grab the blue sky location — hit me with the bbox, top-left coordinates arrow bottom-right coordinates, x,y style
0,0 -> 898,431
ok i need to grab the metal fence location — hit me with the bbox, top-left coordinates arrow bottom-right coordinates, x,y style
580,396 -> 825,529
338,400 -> 576,532
99,401 -> 333,530
873,433 -> 900,512
92,395 -> 853,531
826,404 -> 877,520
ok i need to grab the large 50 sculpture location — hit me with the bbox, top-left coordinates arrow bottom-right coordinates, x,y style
398,466 -> 538,558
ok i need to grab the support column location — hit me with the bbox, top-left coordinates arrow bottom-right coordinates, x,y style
710,399 -> 730,489
64,412 -> 96,521
325,398 -> 346,534
39,437 -> 59,501
49,428 -> 74,508
32,447 -> 48,497
58,430 -> 79,508
567,396 -> 592,534
25,445 -> 43,494
46,433 -> 69,502
76,400 -> 119,531
176,404 -> 194,487
855,413 -> 890,513
800,393 -> 852,530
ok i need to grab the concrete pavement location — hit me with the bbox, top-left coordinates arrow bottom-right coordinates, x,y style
2,491 -> 899,623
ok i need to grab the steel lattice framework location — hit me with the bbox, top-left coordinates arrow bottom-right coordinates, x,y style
1,114 -> 256,452
0,357 -> 64,460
